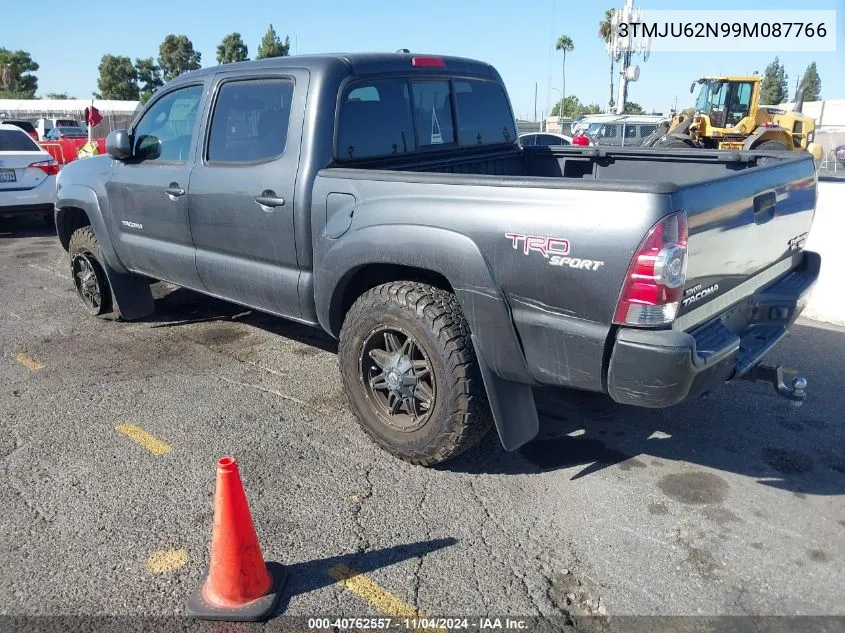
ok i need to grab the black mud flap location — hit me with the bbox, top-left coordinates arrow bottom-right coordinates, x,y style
103,261 -> 155,321
472,334 -> 539,451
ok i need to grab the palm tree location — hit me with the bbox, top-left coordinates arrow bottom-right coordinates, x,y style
599,9 -> 615,110
555,35 -> 574,117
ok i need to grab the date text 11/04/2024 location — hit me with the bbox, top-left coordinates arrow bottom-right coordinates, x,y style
307,617 -> 529,630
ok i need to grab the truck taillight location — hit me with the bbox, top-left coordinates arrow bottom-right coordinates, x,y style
28,159 -> 60,176
613,212 -> 688,327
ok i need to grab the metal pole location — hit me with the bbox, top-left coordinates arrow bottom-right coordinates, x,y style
534,82 -> 538,122
561,52 -> 566,118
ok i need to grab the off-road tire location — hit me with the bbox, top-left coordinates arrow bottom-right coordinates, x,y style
656,137 -> 693,149
68,226 -> 113,316
754,140 -> 790,152
338,282 -> 493,466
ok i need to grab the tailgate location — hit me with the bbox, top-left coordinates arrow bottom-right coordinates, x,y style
672,156 -> 817,331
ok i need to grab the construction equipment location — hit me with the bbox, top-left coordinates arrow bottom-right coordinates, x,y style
642,76 -> 824,161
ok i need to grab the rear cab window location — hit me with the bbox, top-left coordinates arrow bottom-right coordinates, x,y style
0,128 -> 40,151
336,75 -> 516,162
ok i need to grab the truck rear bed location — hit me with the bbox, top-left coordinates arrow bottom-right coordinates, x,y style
324,146 -> 817,334
317,146 -> 818,402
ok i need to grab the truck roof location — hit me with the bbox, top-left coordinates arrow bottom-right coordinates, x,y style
167,52 -> 497,85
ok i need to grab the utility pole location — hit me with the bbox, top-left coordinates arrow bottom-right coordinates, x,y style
534,82 -> 538,121
608,0 -> 651,115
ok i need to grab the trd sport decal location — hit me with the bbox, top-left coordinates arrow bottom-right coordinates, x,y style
504,232 -> 605,272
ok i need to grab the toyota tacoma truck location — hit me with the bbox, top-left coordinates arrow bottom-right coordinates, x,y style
54,52 -> 820,466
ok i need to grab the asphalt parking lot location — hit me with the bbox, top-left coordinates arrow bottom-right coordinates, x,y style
2,216 -> 844,624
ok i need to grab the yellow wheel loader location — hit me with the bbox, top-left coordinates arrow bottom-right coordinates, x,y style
642,76 -> 824,162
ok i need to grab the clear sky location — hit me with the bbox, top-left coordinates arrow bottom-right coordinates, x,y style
3,0 -> 843,118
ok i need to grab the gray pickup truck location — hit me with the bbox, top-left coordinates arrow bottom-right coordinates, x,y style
54,52 -> 820,466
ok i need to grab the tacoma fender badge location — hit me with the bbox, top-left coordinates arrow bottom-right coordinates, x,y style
121,220 -> 144,230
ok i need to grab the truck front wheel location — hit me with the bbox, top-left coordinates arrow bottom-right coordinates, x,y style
68,226 -> 113,316
338,282 -> 493,466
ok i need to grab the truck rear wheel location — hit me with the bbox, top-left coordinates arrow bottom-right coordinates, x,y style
338,282 -> 493,466
68,226 -> 112,316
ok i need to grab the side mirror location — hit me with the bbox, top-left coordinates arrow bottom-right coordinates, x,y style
106,129 -> 132,160
690,82 -> 696,94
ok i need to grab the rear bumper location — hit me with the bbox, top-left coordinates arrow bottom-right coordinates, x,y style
607,250 -> 820,408
1,175 -> 57,219
0,202 -> 55,219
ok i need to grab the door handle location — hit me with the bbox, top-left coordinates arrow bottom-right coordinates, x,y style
753,191 -> 777,225
255,190 -> 286,210
165,183 -> 185,199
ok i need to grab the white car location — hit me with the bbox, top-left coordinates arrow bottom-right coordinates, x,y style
519,132 -> 593,147
519,132 -> 573,146
0,123 -> 59,225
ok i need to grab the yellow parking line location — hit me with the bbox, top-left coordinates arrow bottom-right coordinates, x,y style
328,564 -> 421,617
147,549 -> 189,573
14,352 -> 44,371
115,423 -> 172,456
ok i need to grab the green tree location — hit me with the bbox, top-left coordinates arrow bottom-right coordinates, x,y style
555,35 -> 574,110
760,57 -> 788,105
797,62 -> 821,101
96,54 -> 139,100
158,34 -> 202,82
45,92 -> 75,99
599,9 -> 615,110
550,96 -> 602,118
0,48 -> 39,98
256,24 -> 290,59
623,101 -> 645,114
217,32 -> 249,64
135,57 -> 164,103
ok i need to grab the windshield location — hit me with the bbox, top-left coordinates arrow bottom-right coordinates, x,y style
587,123 -> 603,135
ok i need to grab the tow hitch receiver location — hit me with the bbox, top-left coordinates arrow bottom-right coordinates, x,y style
741,364 -> 807,407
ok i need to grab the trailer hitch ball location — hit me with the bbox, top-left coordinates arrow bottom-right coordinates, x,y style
791,376 -> 807,408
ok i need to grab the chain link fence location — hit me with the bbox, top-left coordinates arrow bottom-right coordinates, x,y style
815,127 -> 845,179
0,104 -> 139,138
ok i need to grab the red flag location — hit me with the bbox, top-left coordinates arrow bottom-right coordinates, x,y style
85,105 -> 103,128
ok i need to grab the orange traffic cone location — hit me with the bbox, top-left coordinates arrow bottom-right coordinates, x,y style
186,456 -> 287,622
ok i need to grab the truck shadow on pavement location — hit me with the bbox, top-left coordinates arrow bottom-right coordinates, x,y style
141,286 -> 845,497
145,285 -> 338,353
444,322 -> 845,497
